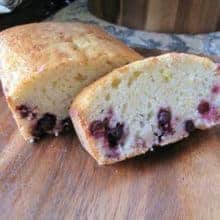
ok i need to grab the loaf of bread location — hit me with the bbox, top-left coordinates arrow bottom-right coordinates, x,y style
0,22 -> 142,142
70,53 -> 220,165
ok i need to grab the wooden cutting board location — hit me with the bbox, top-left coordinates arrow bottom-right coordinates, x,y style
0,49 -> 219,220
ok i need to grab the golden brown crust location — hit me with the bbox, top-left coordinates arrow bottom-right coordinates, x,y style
69,107 -> 103,163
0,22 -> 142,96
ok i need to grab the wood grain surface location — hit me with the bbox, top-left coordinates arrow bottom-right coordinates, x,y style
88,0 -> 220,33
0,50 -> 220,220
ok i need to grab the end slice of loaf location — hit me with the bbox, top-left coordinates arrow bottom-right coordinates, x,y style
0,22 -> 142,142
70,53 -> 220,165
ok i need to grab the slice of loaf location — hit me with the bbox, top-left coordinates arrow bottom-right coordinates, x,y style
70,53 -> 220,165
0,22 -> 142,142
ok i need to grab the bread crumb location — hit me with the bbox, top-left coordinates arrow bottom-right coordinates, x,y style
111,78 -> 121,88
128,71 -> 141,86
160,69 -> 172,82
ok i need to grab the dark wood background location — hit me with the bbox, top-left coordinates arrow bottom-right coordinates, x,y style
0,49 -> 219,219
0,0 -> 74,31
88,0 -> 220,33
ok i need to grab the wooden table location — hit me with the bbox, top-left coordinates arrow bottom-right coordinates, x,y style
0,50 -> 219,220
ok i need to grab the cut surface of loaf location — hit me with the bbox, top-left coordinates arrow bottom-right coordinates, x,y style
0,22 -> 142,142
70,53 -> 220,165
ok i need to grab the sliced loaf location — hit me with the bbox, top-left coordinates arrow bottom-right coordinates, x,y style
70,53 -> 220,165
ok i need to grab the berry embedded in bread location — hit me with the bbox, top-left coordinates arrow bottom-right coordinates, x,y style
0,22 -> 142,143
70,53 -> 220,165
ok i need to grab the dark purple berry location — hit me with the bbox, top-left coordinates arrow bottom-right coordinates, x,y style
212,86 -> 220,93
156,108 -> 174,142
32,113 -> 56,138
102,118 -> 109,129
198,101 -> 210,114
107,123 -> 124,148
16,105 -> 29,118
16,104 -> 37,119
31,127 -> 45,139
89,120 -> 106,138
37,113 -> 56,131
185,120 -> 195,133
61,117 -> 73,133
90,117 -> 124,149
158,109 -> 171,127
